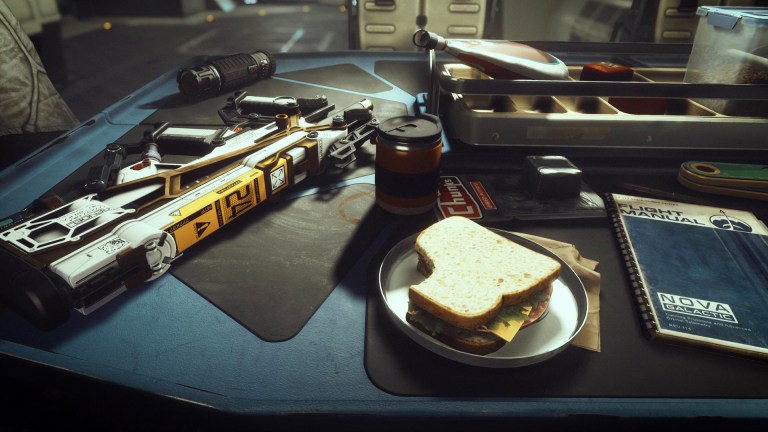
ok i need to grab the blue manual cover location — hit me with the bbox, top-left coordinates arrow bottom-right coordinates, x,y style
610,193 -> 768,358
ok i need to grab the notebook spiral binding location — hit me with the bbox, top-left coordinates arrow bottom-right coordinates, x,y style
604,193 -> 658,335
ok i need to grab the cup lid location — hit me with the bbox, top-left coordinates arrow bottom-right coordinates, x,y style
377,114 -> 442,145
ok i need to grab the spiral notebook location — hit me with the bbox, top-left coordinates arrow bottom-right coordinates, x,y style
606,193 -> 768,360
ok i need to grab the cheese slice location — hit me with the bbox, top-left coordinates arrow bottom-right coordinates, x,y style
487,305 -> 532,342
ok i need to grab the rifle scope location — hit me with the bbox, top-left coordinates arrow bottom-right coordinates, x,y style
177,50 -> 277,98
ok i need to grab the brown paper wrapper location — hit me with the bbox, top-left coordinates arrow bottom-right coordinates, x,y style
516,233 -> 601,352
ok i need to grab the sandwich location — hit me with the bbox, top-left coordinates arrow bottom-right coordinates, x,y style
405,216 -> 561,355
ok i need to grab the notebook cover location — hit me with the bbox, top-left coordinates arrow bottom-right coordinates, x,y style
606,193 -> 768,359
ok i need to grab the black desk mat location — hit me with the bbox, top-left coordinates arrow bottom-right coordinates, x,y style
156,60 -> 425,341
157,69 -> 410,340
364,219 -> 768,398
172,181 -> 394,341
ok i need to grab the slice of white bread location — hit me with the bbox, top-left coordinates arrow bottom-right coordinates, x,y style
409,216 -> 561,330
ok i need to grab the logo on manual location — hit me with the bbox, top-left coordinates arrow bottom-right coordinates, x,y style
437,176 -> 482,219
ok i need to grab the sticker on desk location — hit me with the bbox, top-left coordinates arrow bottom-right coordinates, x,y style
437,176 -> 482,219
436,174 -> 605,222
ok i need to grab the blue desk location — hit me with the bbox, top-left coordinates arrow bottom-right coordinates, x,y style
1,52 -> 767,428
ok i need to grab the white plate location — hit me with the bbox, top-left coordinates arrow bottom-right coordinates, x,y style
378,229 -> 588,368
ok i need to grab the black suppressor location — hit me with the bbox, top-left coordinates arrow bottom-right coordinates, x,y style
177,50 -> 277,98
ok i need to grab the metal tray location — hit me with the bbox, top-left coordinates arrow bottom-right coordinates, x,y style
437,63 -> 768,154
